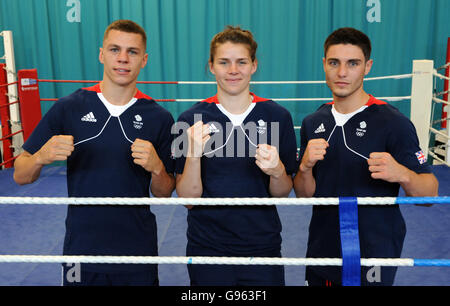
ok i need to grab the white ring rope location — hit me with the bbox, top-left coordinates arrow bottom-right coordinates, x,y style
435,90 -> 449,97
432,143 -> 450,149
166,96 -> 411,103
434,70 -> 450,81
428,150 -> 450,167
436,62 -> 450,71
271,96 -> 411,102
0,255 -> 415,267
432,118 -> 450,124
0,196 -> 398,206
433,96 -> 450,106
0,196 -> 447,206
174,73 -> 415,86
363,73 -> 414,81
429,127 -> 450,141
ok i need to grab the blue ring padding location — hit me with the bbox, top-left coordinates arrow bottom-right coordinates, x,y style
414,259 -> 450,266
339,197 -> 361,286
395,196 -> 450,204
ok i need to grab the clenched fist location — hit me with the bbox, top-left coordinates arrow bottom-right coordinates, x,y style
299,138 -> 329,172
255,144 -> 284,178
131,138 -> 162,174
36,135 -> 74,165
367,152 -> 407,183
186,121 -> 211,158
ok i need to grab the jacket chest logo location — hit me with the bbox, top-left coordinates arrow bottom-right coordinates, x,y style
81,112 -> 97,122
133,114 -> 143,129
314,123 -> 325,134
356,121 -> 367,137
257,119 -> 267,134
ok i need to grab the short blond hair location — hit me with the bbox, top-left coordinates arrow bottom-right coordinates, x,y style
103,19 -> 147,50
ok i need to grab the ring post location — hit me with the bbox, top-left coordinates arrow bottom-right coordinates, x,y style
410,60 -> 434,157
1,30 -> 23,159
0,63 -> 14,168
443,38 -> 450,162
442,37 -> 449,130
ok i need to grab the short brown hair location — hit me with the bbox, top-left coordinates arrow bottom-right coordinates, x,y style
103,19 -> 147,50
209,25 -> 258,63
324,27 -> 371,61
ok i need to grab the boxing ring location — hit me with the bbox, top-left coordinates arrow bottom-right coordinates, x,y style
0,57 -> 449,286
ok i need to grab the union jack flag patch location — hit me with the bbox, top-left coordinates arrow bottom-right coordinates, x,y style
415,150 -> 427,164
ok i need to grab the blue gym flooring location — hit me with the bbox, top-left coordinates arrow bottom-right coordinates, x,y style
0,165 -> 449,286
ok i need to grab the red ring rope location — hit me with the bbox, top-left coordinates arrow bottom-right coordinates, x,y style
38,79 -> 179,85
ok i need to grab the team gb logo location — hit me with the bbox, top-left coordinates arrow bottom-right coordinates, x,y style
134,114 -> 143,129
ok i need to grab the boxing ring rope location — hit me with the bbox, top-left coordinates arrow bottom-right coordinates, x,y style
1,66 -> 448,184
0,255 -> 448,267
0,196 -> 449,206
40,97 -> 412,103
0,130 -> 23,142
36,72 -> 412,135
437,62 -> 450,70
428,62 -> 450,166
433,96 -> 450,106
2,65 -> 441,168
12,67 -> 444,165
36,73 -> 415,103
434,70 -> 450,81
0,81 -> 17,87
36,73 -> 414,85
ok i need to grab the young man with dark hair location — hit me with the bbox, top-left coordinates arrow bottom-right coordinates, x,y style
294,27 -> 438,286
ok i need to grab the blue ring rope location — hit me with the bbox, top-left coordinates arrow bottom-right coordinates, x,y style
414,259 -> 450,266
394,196 -> 450,204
